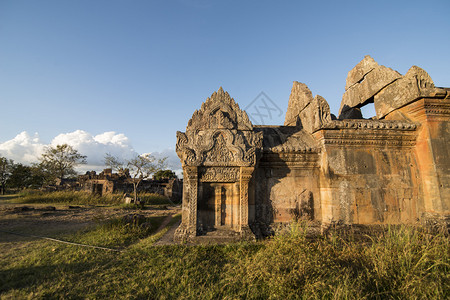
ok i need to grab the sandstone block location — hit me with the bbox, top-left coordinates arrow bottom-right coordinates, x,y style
345,55 -> 378,90
299,95 -> 332,133
284,82 -> 313,126
338,107 -> 363,120
284,81 -> 331,132
339,57 -> 401,118
374,66 -> 436,118
340,65 -> 401,114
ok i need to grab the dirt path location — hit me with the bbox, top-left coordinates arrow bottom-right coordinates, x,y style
155,214 -> 173,233
153,218 -> 181,246
0,203 -> 179,244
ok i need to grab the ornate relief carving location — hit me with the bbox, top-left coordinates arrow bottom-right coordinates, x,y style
176,88 -> 263,167
240,167 -> 254,230
320,120 -> 417,130
204,134 -> 234,163
176,88 -> 260,240
199,167 -> 240,182
240,166 -> 254,182
186,87 -> 253,132
240,182 -> 249,226
184,166 -> 198,230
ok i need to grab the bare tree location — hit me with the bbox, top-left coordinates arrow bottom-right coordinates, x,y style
0,157 -> 13,195
104,153 -> 167,202
40,144 -> 87,182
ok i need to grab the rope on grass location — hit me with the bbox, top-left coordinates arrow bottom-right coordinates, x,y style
0,230 -> 122,252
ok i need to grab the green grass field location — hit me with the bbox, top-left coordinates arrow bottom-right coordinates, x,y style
1,220 -> 448,299
1,192 -> 448,299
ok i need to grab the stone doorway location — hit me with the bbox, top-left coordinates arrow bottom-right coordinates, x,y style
93,184 -> 103,196
175,165 -> 255,241
218,183 -> 238,228
198,182 -> 239,232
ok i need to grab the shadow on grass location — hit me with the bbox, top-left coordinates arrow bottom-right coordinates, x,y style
0,260 -> 107,294
0,194 -> 20,203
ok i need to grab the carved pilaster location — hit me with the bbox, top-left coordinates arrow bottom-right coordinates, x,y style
215,185 -> 222,226
240,167 -> 255,239
185,166 -> 198,237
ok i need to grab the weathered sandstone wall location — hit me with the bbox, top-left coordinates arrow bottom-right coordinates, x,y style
174,56 -> 449,241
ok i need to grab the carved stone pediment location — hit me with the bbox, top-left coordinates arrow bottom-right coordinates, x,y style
177,88 -> 263,167
186,87 -> 253,132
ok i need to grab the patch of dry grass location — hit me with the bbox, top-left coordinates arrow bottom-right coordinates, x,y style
1,221 -> 447,299
9,190 -> 172,206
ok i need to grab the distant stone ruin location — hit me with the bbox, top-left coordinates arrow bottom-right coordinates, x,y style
78,169 -> 182,202
174,56 -> 450,241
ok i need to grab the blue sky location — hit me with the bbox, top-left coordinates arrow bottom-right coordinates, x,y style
1,0 -> 449,171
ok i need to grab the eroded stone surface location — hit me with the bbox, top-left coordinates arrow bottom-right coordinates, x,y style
374,65 -> 440,118
284,82 -> 314,126
175,59 -> 450,243
345,55 -> 378,90
284,82 -> 332,133
174,87 -> 262,241
339,57 -> 401,118
298,95 -> 332,133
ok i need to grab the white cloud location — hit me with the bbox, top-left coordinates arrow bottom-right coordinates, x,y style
51,130 -> 137,167
0,131 -> 46,164
0,130 -> 134,170
0,130 -> 183,176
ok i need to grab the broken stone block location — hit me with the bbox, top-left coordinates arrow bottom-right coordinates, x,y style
374,66 -> 438,119
338,107 -> 363,120
345,55 -> 378,90
284,82 -> 331,132
298,95 -> 332,133
339,56 -> 401,118
284,82 -> 314,126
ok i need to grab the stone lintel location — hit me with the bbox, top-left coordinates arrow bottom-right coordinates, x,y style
392,97 -> 450,122
313,124 -> 418,148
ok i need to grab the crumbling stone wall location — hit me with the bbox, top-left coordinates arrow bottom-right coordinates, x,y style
78,169 -> 183,201
313,120 -> 421,224
252,127 -> 320,235
175,56 -> 450,241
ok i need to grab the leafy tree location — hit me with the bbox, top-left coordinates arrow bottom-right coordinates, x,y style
105,153 -> 167,202
154,169 -> 177,180
0,157 -> 13,194
6,163 -> 46,189
40,144 -> 87,182
29,163 -> 52,187
7,163 -> 33,190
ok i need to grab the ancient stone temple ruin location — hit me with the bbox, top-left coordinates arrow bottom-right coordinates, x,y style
174,56 -> 450,241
